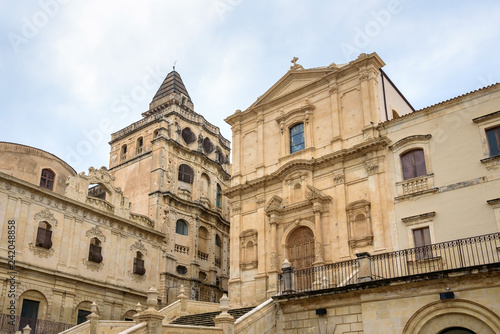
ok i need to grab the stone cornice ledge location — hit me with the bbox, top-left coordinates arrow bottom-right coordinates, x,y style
225,136 -> 390,197
401,211 -> 436,223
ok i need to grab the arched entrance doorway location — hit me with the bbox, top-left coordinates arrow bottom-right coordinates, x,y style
287,226 -> 315,269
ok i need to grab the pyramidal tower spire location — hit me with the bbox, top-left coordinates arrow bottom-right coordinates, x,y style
146,69 -> 194,115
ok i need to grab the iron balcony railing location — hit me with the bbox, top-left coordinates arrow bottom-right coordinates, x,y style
0,314 -> 73,334
278,232 -> 500,295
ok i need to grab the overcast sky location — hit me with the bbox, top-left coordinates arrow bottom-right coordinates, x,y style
0,1 -> 498,172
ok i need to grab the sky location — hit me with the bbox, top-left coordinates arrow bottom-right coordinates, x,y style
0,0 -> 499,173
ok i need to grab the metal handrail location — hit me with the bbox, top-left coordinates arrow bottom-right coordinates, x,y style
278,232 -> 500,295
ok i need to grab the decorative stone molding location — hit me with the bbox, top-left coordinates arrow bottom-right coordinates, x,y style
388,134 -> 432,151
346,200 -> 373,249
86,226 -> 106,242
359,71 -> 370,82
82,258 -> 104,272
270,252 -> 279,271
127,270 -> 146,283
256,197 -> 266,207
34,208 -> 58,226
29,243 -> 54,258
402,211 -> 436,224
334,174 -> 345,184
365,161 -> 379,175
130,240 -> 148,255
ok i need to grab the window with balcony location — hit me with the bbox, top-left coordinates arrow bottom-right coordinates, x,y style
120,145 -> 127,162
40,169 -> 55,190
35,221 -> 52,249
290,123 -> 305,154
413,227 -> 432,259
178,164 -> 194,184
136,137 -> 144,155
133,251 -> 146,275
176,220 -> 188,236
401,149 -> 427,180
88,237 -> 103,263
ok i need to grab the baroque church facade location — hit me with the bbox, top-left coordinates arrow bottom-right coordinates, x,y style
1,52 -> 500,334
0,70 -> 231,331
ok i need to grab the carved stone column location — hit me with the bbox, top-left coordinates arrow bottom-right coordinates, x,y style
313,205 -> 325,265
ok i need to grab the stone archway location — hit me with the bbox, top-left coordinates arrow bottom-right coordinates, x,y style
287,226 -> 315,270
403,299 -> 500,334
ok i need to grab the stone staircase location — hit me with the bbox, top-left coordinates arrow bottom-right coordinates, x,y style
169,306 -> 255,327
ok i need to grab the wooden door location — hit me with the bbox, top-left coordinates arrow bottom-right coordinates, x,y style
287,227 -> 315,269
19,299 -> 39,333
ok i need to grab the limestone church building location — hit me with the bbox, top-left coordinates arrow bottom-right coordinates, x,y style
1,52 -> 500,334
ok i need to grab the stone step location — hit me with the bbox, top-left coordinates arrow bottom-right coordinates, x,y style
170,307 -> 255,327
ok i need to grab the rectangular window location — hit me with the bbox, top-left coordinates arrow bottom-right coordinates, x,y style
290,123 -> 305,154
401,149 -> 427,180
486,126 -> 500,157
413,227 -> 431,259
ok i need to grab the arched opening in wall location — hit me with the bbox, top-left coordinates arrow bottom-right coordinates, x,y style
88,237 -> 103,263
18,290 -> 48,333
123,310 -> 137,321
133,251 -> 146,275
200,173 -> 210,203
120,144 -> 127,162
199,271 -> 207,282
136,137 -> 144,155
198,226 -> 209,260
215,234 -> 222,268
75,301 -> 99,325
39,168 -> 55,191
36,221 -> 52,249
293,183 -> 303,202
88,183 -> 107,200
287,226 -> 315,269
153,129 -> 159,138
439,328 -> 476,334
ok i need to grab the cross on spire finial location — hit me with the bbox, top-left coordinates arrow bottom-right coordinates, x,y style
173,60 -> 177,71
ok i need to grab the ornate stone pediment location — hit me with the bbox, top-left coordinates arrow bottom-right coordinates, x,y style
265,195 -> 283,213
34,208 -> 58,226
86,226 -> 106,242
130,240 -> 147,255
305,185 -> 331,202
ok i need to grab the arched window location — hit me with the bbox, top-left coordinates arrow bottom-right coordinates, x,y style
215,234 -> 222,267
216,184 -> 222,208
121,144 -> 127,161
88,238 -> 103,263
198,226 -> 209,254
178,164 -> 194,184
133,251 -> 146,275
36,221 -> 52,249
40,169 -> 55,190
290,123 -> 305,154
176,220 -> 188,236
401,149 -> 427,180
136,137 -> 144,154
